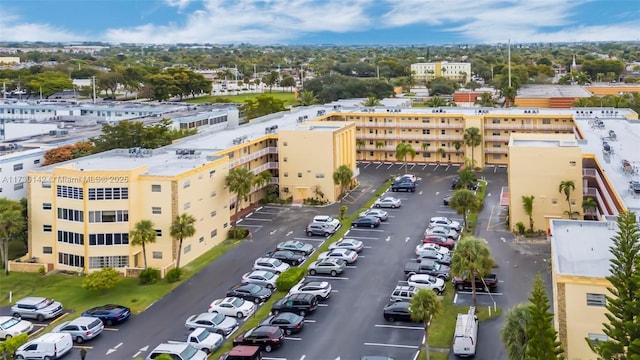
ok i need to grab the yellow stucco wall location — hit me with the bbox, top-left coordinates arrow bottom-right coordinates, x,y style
514,98 -> 551,108
586,85 -> 640,96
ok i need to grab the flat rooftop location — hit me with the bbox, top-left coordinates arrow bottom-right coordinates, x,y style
574,116 -> 640,213
550,219 -> 616,278
518,84 -> 593,98
511,139 -> 579,148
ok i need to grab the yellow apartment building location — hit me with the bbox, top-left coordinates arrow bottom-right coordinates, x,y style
410,61 -> 472,84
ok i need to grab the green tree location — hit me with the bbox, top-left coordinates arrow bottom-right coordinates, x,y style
409,288 -> 443,359
363,96 -> 381,107
90,118 -> 195,153
588,211 -> 640,358
0,333 -> 28,359
333,165 -> 353,199
130,220 -> 157,269
356,139 -> 365,150
502,86 -> 517,107
522,195 -> 535,232
170,213 -> 196,268
82,267 -> 121,293
97,71 -> 124,98
254,170 -> 273,189
463,127 -> 482,169
453,141 -> 462,160
500,303 -> 531,360
297,90 -> 318,106
23,71 -> 73,98
450,189 -> 480,232
145,73 -> 179,101
582,197 -> 598,217
241,95 -> 286,119
395,143 -> 416,173
450,237 -> 494,307
526,273 -> 565,360
225,167 -> 255,230
454,169 -> 477,190
427,95 -> 447,107
280,75 -> 296,92
0,198 -> 25,275
558,180 -> 577,220
262,71 -> 279,92
476,92 -> 496,107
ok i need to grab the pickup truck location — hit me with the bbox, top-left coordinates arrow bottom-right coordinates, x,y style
391,180 -> 416,192
404,260 -> 451,279
452,274 -> 499,292
169,328 -> 224,354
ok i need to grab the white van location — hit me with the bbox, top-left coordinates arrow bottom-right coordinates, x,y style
15,332 -> 73,360
452,306 -> 478,357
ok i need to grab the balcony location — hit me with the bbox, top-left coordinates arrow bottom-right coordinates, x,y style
358,133 -> 464,141
229,147 -> 278,169
484,135 -> 511,142
583,168 -> 597,178
484,123 -> 574,131
356,121 -> 465,129
485,147 -> 508,154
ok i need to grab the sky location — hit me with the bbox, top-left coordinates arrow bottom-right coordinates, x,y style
1,0 -> 639,45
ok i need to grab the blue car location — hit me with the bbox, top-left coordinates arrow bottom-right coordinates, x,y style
82,304 -> 131,326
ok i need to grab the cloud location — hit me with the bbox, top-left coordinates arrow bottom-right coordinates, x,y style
165,0 -> 193,11
0,9 -> 84,42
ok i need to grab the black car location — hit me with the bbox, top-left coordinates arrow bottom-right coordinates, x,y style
265,250 -> 305,266
271,293 -> 318,316
260,312 -> 305,335
443,195 -> 452,205
383,301 -> 416,322
81,304 -> 131,326
232,326 -> 285,353
351,216 -> 381,228
226,283 -> 273,304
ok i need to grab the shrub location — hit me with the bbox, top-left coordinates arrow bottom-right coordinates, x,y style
139,268 -> 160,285
228,227 -> 248,239
515,221 -> 526,235
165,268 -> 182,283
0,333 -> 29,357
275,267 -> 305,291
38,266 -> 45,275
340,205 -> 348,220
82,267 -> 121,293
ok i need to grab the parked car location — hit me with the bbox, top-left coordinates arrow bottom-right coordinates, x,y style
630,181 -> 640,194
307,258 -> 346,277
276,240 -> 315,255
383,301 -> 416,322
452,274 -> 499,292
312,215 -> 341,230
407,274 -> 446,294
253,258 -> 290,274
264,250 -> 306,266
185,313 -> 238,336
395,174 -> 417,183
416,249 -> 452,266
0,316 -> 32,340
305,223 -> 337,237
260,313 -> 305,335
443,195 -> 452,205
404,259 -> 451,279
352,216 -> 381,228
271,293 -> 318,316
146,342 -> 207,360
329,238 -> 364,252
11,297 -> 64,322
52,316 -> 104,344
181,328 -> 224,354
81,304 -> 131,326
208,297 -> 256,319
422,235 -> 456,250
317,248 -> 358,264
288,280 -> 332,301
429,217 -> 462,232
358,209 -> 388,221
15,332 -> 73,360
391,180 -> 416,192
374,197 -> 402,208
415,243 -> 450,257
218,345 -> 262,360
232,326 -> 284,353
241,270 -> 279,290
389,285 -> 418,302
226,283 -> 272,304
425,226 -> 460,240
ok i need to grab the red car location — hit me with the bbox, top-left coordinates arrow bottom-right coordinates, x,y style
422,235 -> 455,250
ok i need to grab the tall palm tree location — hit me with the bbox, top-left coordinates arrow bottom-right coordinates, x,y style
254,170 -> 272,190
375,141 -> 384,161
0,198 -> 25,275
437,148 -> 446,163
225,167 -> 256,229
333,165 -> 353,199
455,169 -> 477,190
130,220 -> 157,269
463,127 -> 482,169
421,142 -> 430,157
395,143 -> 416,173
297,90 -> 317,106
500,303 -> 531,360
450,189 -> 480,232
450,237 -> 494,307
558,180 -> 576,219
452,141 -> 462,161
409,288 -> 443,360
522,195 -> 535,233
502,86 -> 517,107
170,213 -> 196,268
582,197 -> 598,218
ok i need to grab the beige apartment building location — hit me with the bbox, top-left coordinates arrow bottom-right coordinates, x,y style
411,61 -> 472,84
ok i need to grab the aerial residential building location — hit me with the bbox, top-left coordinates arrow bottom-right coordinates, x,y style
411,61 -> 472,84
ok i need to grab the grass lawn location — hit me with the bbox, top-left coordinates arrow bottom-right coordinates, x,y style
0,239 -> 242,315
185,91 -> 297,107
418,351 -> 449,360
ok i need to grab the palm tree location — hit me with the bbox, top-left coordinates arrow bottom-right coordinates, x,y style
476,92 -> 496,107
500,303 -> 531,360
582,197 -> 598,218
455,169 -> 477,190
395,143 -> 416,173
427,96 -> 447,107
522,195 -> 535,233
409,288 -> 443,360
297,90 -> 317,106
363,96 -> 381,107
254,170 -> 272,190
558,180 -> 576,219
375,141 -> 384,161
450,189 -> 480,232
0,199 -> 25,275
452,141 -> 462,160
450,237 -> 494,307
421,142 -> 430,156
130,220 -> 157,269
503,86 -> 517,107
225,167 -> 256,229
356,139 -> 365,150
437,148 -> 446,163
170,213 -> 196,268
333,165 -> 353,199
463,127 -> 482,169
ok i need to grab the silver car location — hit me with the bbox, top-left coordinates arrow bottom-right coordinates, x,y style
11,297 -> 64,322
374,197 -> 402,208
185,313 -> 238,336
425,226 -> 460,240
307,258 -> 346,277
52,316 -> 104,343
359,209 -> 389,221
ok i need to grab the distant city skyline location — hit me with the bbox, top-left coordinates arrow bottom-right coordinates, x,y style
1,0 -> 639,45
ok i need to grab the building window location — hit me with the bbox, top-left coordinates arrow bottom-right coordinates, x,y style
42,203 -> 52,210
183,180 -> 190,188
13,183 -> 24,191
283,157 -> 288,162
184,202 -> 191,210
283,142 -> 288,146
284,173 -> 288,177
43,225 -> 52,232
493,154 -> 502,159
33,159 -> 40,165
151,184 -> 161,192
315,174 -> 325,178
223,223 -> 228,229
152,207 -> 162,215
58,252 -> 84,268
88,233 -> 129,246
13,163 -> 23,171
543,119 -> 551,124
57,208 -> 84,222
587,333 -> 608,346
211,191 -> 216,197
587,293 -> 606,307
155,229 -> 162,237
42,182 -> 52,188
493,143 -> 501,148
184,245 -> 191,254
493,131 -> 500,136
569,161 -> 576,166
199,236 -> 204,243
441,129 -> 446,135
88,187 -> 128,200
152,251 -> 163,259
88,255 -> 128,269
42,246 -> 52,254
88,210 -> 128,223
551,199 -> 558,205
492,119 -> 500,124
57,186 -> 84,199
209,170 -> 216,178
210,211 -> 216,217
211,229 -> 217,238
57,230 -> 84,245
297,172 -> 302,178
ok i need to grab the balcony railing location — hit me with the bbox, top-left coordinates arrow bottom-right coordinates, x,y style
484,135 -> 511,142
584,187 -> 598,197
484,147 -> 508,154
356,121 -> 464,129
484,123 -> 574,131
583,168 -> 597,178
358,134 -> 464,141
229,147 -> 278,169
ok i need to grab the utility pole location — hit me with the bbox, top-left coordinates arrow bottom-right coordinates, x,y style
92,76 -> 97,104
507,39 -> 512,88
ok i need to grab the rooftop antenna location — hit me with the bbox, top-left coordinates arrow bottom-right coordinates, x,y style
508,39 -> 512,88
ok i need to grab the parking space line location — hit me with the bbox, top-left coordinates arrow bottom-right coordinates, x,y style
256,211 -> 280,215
345,265 -> 357,269
331,290 -> 339,293
374,324 -> 423,330
263,357 -> 287,360
364,342 -> 420,349
307,275 -> 349,280
294,237 -> 326,242
240,224 -> 263,228
303,319 -> 316,323
74,346 -> 93,350
363,246 -> 373,249
103,327 -> 119,331
285,337 -> 303,341
317,304 -> 329,307
457,291 -> 504,296
346,236 -> 379,240
241,218 -> 272,221
349,228 -> 385,232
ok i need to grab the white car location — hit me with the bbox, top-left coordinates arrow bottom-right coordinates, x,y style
241,270 -> 279,289
358,209 -> 389,221
208,297 -> 256,319
395,174 -> 417,183
429,217 -> 462,232
252,258 -> 290,274
288,280 -> 332,301
416,243 -> 450,257
425,226 -> 460,240
0,316 -> 33,340
329,239 -> 364,252
374,197 -> 402,208
407,274 -> 446,294
318,248 -> 358,264
313,215 -> 341,230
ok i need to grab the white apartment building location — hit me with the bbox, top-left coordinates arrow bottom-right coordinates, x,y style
411,61 -> 472,84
